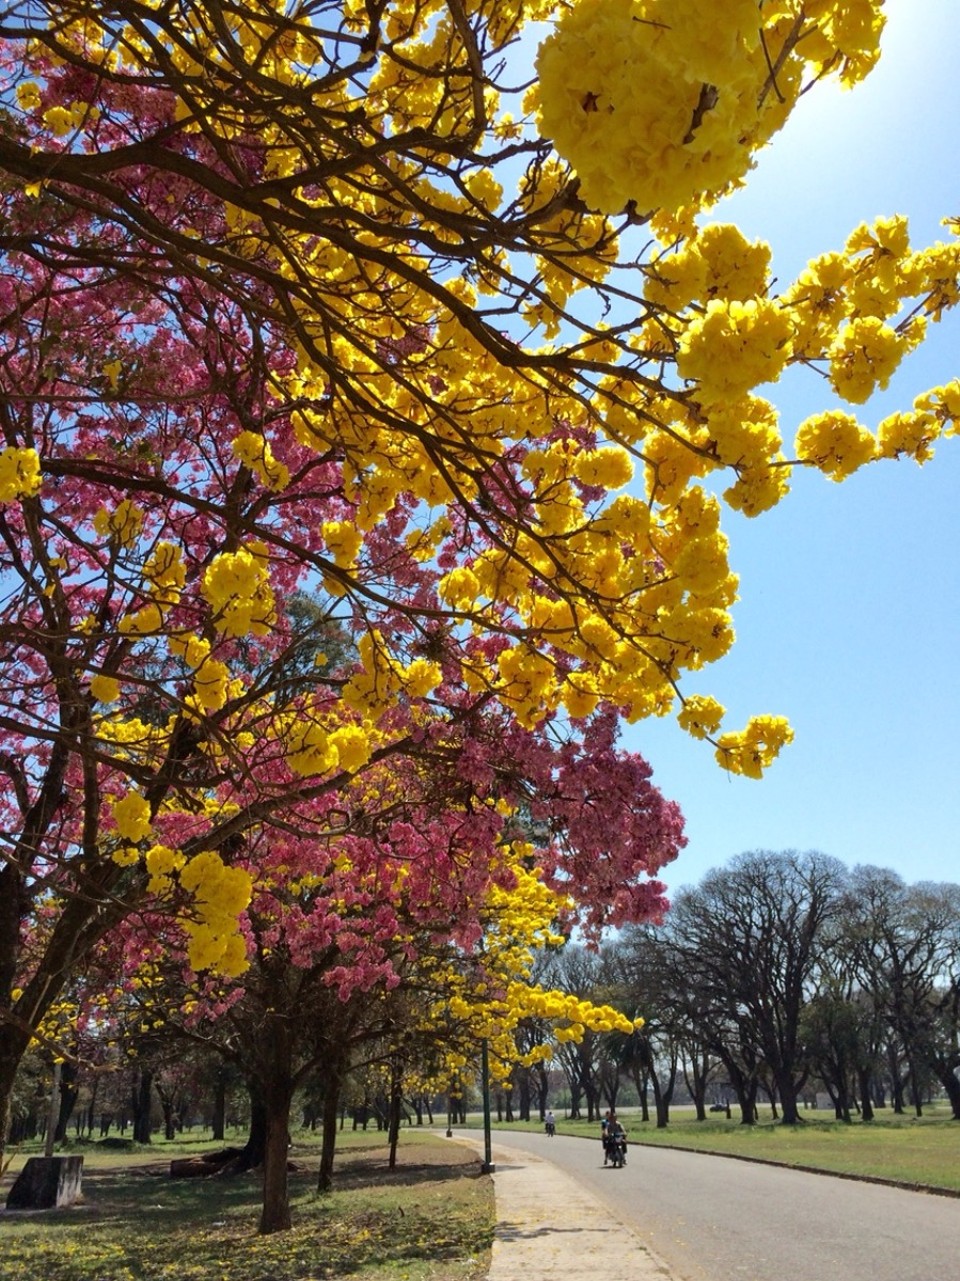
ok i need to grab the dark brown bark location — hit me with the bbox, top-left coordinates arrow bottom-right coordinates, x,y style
318,1079 -> 340,1193
387,1060 -> 402,1170
258,1090 -> 293,1234
256,1012 -> 295,1234
132,1068 -> 153,1144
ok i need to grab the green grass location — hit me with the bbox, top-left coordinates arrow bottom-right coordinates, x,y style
0,1129 -> 494,1281
479,1103 -> 960,1191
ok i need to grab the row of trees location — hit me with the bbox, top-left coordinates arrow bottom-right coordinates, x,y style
530,853 -> 960,1128
21,850 -> 956,1171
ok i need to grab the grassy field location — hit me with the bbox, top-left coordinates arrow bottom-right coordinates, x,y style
477,1104 -> 960,1192
0,1128 -> 494,1281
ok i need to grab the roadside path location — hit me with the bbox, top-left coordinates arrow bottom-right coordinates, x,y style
453,1132 -> 675,1281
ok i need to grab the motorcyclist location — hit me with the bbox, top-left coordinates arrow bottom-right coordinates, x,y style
544,1109 -> 556,1137
610,1117 -> 627,1158
601,1110 -> 615,1164
603,1115 -> 627,1165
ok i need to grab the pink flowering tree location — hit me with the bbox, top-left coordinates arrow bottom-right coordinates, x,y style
87,699 -> 683,1230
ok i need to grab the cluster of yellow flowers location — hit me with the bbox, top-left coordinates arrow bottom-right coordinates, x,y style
105,788 -> 252,975
145,841 -> 186,894
677,298 -> 793,404
637,210 -> 959,532
111,790 -> 153,844
341,630 -> 442,720
90,673 -> 121,703
93,498 -> 144,547
201,545 -> 277,638
232,430 -> 290,492
286,716 -> 373,778
536,0 -> 884,215
179,850 -> 252,977
715,714 -> 795,779
143,541 -> 187,606
0,446 -> 42,504
431,852 -> 642,1087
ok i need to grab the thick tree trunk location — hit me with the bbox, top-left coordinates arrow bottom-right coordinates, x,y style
649,1069 -> 667,1128
0,1029 -> 31,1161
775,1075 -> 801,1125
158,1090 -> 177,1141
736,1079 -> 758,1125
258,1090 -> 293,1234
518,1073 -> 531,1122
256,1011 -> 295,1234
85,1076 -> 100,1139
536,1062 -> 549,1119
629,1066 -> 650,1122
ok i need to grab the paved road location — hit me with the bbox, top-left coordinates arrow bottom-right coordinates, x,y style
481,1129 -> 960,1281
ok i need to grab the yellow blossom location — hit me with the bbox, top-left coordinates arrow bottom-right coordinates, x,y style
111,791 -> 152,843
90,673 -> 120,703
795,411 -> 876,481
0,447 -> 42,503
93,499 -> 144,547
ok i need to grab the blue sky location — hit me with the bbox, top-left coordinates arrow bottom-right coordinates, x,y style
621,0 -> 960,893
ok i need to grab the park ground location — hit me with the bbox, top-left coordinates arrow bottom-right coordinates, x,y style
1,1105 -> 958,1280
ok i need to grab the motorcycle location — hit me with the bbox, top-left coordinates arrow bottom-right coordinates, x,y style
603,1130 -> 627,1168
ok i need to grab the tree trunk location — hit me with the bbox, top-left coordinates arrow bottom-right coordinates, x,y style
518,1073 -> 531,1122
212,1067 -> 227,1142
775,1074 -> 801,1125
536,1062 -> 549,1119
857,1068 -> 875,1122
258,1089 -> 293,1234
736,1079 -> 758,1125
242,1086 -> 267,1169
132,1069 -> 153,1144
0,1016 -> 34,1163
934,1062 -> 960,1120
158,1089 -> 177,1141
387,1061 -> 403,1169
649,1068 -> 667,1128
85,1077 -> 100,1139
256,1009 -> 295,1235
54,1058 -> 80,1143
318,1079 -> 341,1192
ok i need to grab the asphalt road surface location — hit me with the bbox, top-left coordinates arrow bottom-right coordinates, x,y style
482,1129 -> 960,1281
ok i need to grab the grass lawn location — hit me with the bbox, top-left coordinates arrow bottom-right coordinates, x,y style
479,1104 -> 960,1192
0,1129 -> 494,1281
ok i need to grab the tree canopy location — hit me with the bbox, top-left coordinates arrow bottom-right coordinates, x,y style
1,0 -> 958,1211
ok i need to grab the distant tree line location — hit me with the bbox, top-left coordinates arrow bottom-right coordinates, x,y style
513,852 -> 960,1127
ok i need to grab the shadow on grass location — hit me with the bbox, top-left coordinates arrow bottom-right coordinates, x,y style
330,1151 -> 485,1192
1,1137 -> 493,1281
